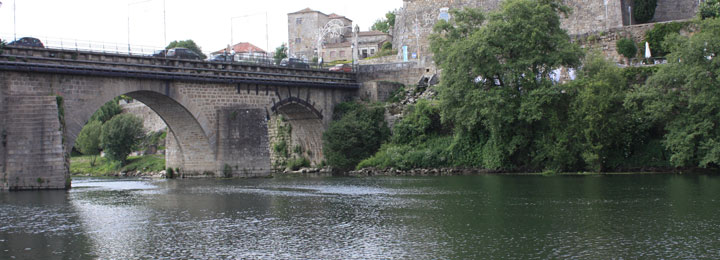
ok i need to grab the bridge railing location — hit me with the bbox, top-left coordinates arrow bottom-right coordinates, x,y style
1,34 -> 357,73
1,34 -> 164,56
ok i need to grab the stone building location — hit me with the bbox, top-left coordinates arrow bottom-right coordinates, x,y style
356,30 -> 393,59
287,8 -> 393,63
287,8 -> 353,60
392,0 -> 700,67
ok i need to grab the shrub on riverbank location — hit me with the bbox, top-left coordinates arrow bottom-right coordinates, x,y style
322,102 -> 390,171
70,154 -> 165,176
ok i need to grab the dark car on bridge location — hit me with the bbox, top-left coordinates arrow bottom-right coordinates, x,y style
152,49 -> 166,57
209,54 -> 233,62
280,58 -> 310,69
166,47 -> 202,60
8,37 -> 44,48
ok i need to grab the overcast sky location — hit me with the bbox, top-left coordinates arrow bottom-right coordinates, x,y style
0,0 -> 402,54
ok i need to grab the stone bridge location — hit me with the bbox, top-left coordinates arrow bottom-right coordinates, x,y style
0,46 -> 359,190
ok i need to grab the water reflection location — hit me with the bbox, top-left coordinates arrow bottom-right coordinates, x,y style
1,175 -> 720,259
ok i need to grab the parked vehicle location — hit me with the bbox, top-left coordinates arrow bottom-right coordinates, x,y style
279,58 -> 310,69
152,49 -> 166,57
209,54 -> 233,62
329,63 -> 352,72
166,47 -> 202,60
8,37 -> 44,48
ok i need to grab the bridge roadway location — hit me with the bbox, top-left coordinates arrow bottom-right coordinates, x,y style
0,46 -> 359,89
0,46 -> 360,190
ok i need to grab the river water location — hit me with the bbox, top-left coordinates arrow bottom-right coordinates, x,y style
1,174 -> 720,259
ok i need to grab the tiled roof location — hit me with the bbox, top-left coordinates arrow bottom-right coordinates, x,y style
212,42 -> 266,55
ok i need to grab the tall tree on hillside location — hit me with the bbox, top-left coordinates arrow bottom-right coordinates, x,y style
429,0 -> 583,170
166,39 -> 207,59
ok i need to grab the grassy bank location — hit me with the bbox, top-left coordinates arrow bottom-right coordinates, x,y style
70,154 -> 165,176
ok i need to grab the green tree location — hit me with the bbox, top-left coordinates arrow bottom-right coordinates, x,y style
166,39 -> 206,59
699,0 -> 720,19
370,11 -> 396,33
570,53 -> 631,171
274,43 -> 288,64
616,38 -> 638,63
323,102 -> 390,171
75,120 -> 103,166
90,99 -> 122,123
100,114 -> 145,165
625,18 -> 720,167
633,0 -> 658,23
429,1 -> 582,170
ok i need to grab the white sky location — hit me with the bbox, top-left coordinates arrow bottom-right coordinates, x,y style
0,0 -> 402,54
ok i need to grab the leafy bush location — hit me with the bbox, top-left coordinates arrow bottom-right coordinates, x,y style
633,0 -> 658,23
100,114 -> 145,164
166,167 -> 175,178
699,0 -> 720,19
645,21 -> 687,57
357,136 -> 452,170
287,157 -> 310,171
616,38 -> 637,60
391,100 -> 446,144
323,102 -> 390,171
75,120 -> 102,166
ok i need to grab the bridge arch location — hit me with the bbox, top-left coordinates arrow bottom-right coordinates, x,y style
271,97 -> 326,165
63,80 -> 216,176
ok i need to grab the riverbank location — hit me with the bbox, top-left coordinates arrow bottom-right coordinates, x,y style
70,154 -> 165,177
346,167 -> 718,177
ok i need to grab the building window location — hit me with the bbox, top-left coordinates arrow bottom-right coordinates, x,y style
296,18 -> 303,25
295,38 -> 301,44
370,48 -> 375,55
330,51 -> 336,58
339,51 -> 345,57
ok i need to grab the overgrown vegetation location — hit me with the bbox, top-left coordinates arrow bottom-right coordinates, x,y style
322,102 -> 390,171
699,0 -> 720,20
645,21 -> 689,57
349,1 -> 720,173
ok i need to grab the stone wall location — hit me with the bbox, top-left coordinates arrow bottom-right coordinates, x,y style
0,76 -> 6,181
391,0 -> 698,69
358,62 -> 428,86
646,0 -> 699,23
216,108 -> 271,176
560,0 -> 624,35
359,81 -> 405,102
120,101 -> 167,133
0,72 -> 69,190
